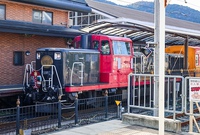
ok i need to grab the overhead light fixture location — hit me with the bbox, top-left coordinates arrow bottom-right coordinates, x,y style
140,47 -> 153,57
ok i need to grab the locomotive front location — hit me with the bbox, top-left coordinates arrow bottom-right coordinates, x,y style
24,48 -> 100,104
23,48 -> 64,104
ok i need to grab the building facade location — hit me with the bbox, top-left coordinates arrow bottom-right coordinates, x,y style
0,0 -> 90,96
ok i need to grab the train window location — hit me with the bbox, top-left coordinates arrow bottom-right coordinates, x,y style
92,41 -> 99,49
0,5 -> 5,20
125,42 -> 131,55
101,40 -> 110,55
54,52 -> 61,60
86,54 -> 91,61
13,51 -> 24,66
74,41 -> 80,48
112,41 -> 129,55
92,54 -> 98,61
36,52 -> 40,59
75,54 -> 79,61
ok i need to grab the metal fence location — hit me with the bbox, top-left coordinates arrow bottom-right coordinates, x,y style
127,73 -> 200,133
128,73 -> 185,118
0,93 -> 127,135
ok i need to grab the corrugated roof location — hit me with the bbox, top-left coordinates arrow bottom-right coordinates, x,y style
80,20 -> 200,46
85,0 -> 200,46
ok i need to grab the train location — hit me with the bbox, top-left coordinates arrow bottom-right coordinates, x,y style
23,33 -> 200,104
134,45 -> 200,76
23,34 -> 134,104
165,45 -> 200,76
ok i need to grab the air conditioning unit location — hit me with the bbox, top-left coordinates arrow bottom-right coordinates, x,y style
68,19 -> 73,27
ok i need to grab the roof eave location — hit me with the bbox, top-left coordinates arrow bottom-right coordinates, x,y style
0,20 -> 84,38
10,0 -> 92,13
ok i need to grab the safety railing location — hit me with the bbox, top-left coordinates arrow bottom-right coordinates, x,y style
128,73 -> 185,119
0,93 -> 127,135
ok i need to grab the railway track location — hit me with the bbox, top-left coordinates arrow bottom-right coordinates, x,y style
166,108 -> 200,127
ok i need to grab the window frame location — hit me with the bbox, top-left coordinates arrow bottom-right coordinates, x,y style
101,40 -> 110,55
32,10 -> 53,25
112,41 -> 130,55
0,4 -> 6,20
13,51 -> 25,66
92,40 -> 99,49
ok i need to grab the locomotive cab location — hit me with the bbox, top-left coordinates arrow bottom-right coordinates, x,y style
73,34 -> 133,85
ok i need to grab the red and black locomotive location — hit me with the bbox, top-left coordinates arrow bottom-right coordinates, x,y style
24,34 -> 134,104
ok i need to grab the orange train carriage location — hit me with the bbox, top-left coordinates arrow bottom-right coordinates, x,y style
165,45 -> 200,76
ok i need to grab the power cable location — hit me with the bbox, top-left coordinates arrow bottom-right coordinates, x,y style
174,0 -> 200,11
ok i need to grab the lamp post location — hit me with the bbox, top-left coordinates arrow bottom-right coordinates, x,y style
154,0 -> 165,134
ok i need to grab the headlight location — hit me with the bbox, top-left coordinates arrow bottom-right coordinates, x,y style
36,52 -> 40,59
54,52 -> 61,60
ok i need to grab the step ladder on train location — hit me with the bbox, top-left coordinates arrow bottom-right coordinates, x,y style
23,61 -> 36,90
40,65 -> 63,95
23,62 -> 63,95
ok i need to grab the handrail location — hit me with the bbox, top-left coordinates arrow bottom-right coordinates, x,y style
22,62 -> 35,91
70,62 -> 83,86
41,65 -> 63,95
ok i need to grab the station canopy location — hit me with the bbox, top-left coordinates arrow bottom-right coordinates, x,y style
80,18 -> 200,46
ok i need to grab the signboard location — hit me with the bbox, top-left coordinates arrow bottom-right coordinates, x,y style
115,100 -> 121,106
189,79 -> 200,101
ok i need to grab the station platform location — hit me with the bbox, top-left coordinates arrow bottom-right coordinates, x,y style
44,119 -> 198,135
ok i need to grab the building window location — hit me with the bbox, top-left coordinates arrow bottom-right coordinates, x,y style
13,51 -> 24,66
32,10 -> 52,25
69,11 -> 108,27
0,5 -> 5,20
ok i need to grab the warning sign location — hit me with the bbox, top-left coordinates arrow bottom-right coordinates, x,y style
115,100 -> 121,106
189,79 -> 200,101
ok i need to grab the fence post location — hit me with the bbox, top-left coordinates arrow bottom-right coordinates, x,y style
129,75 -> 133,113
58,95 -> 62,128
16,98 -> 20,135
105,90 -> 108,119
75,94 -> 79,125
119,102 -> 122,120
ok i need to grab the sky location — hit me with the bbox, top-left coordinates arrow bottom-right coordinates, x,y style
107,0 -> 200,11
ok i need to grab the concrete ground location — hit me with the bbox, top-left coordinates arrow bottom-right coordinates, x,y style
43,120 -> 199,135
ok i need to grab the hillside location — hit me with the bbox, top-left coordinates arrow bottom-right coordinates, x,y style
94,0 -> 200,24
